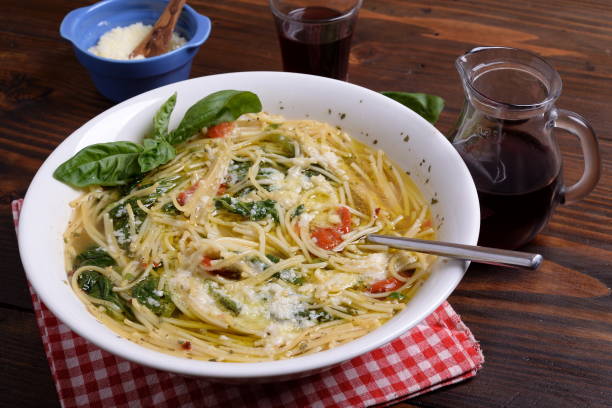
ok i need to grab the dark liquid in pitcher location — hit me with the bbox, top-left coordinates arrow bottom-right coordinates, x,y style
459,130 -> 562,249
276,7 -> 353,80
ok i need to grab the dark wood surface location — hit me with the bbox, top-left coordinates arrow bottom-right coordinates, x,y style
1,0 -> 611,407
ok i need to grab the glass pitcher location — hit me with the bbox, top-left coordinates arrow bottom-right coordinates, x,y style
449,47 -> 601,249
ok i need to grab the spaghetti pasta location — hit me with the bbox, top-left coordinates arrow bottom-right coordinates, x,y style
64,112 -> 436,362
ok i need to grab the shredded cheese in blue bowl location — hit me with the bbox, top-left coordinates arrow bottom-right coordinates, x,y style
60,0 -> 212,102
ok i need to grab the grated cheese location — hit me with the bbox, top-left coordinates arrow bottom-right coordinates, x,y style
88,22 -> 187,60
360,253 -> 389,284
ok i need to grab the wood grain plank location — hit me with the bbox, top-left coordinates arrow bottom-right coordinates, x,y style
0,307 -> 60,407
0,0 -> 611,407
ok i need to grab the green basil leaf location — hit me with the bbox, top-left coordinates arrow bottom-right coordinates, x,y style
55,91 -> 262,189
53,142 -> 144,187
138,138 -> 176,173
168,90 -> 262,145
151,93 -> 177,140
381,92 -> 445,124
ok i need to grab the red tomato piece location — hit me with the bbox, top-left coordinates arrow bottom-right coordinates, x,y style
177,192 -> 187,206
217,183 -> 228,196
206,122 -> 234,138
312,227 -> 343,250
201,256 -> 212,267
369,277 -> 404,293
337,206 -> 352,234
177,182 -> 200,206
201,256 -> 240,279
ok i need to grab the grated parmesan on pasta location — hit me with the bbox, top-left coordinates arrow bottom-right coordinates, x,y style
64,112 -> 436,362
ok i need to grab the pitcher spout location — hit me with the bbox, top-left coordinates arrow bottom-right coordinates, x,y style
454,46 -> 500,85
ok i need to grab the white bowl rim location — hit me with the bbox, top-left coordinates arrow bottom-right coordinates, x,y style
18,71 -> 479,379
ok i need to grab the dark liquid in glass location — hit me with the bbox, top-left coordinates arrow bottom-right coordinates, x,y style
276,6 -> 353,80
458,129 -> 563,249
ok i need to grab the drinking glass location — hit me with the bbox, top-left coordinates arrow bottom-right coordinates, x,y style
269,0 -> 363,80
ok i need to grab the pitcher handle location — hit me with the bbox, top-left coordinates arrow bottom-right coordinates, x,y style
554,109 -> 601,204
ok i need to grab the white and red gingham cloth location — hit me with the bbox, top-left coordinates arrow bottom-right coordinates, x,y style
12,199 -> 483,408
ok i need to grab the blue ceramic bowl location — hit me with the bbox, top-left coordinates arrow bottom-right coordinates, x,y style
60,0 -> 212,102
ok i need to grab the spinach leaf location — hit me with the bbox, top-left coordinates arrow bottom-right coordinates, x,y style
209,288 -> 241,316
261,133 -> 295,157
151,93 -> 177,140
256,166 -> 285,192
217,295 -> 241,315
74,246 -> 116,269
388,292 -> 406,300
214,196 -> 279,222
138,138 -> 176,173
77,270 -> 134,320
381,92 -> 445,124
291,204 -> 305,219
303,165 -> 332,181
340,305 -> 360,316
110,177 -> 179,249
266,254 -> 280,263
248,257 -> 269,272
53,142 -> 143,187
168,90 -> 262,145
226,160 -> 253,185
248,254 -> 279,273
161,202 -> 181,215
255,255 -> 304,285
297,307 -> 334,323
272,269 -> 305,286
118,174 -> 145,196
249,200 -> 279,222
131,276 -> 176,317
236,186 -> 255,197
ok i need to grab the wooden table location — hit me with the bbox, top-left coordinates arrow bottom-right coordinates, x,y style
1,0 -> 611,406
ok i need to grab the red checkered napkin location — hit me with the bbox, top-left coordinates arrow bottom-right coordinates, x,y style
12,199 -> 483,408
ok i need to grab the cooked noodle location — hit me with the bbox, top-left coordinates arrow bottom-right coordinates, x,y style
64,113 -> 436,362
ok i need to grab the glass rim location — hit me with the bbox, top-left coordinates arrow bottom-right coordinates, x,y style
269,0 -> 363,24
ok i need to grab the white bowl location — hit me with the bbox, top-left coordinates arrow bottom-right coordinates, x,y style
18,72 -> 479,381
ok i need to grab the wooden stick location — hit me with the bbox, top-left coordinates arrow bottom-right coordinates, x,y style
129,0 -> 187,59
